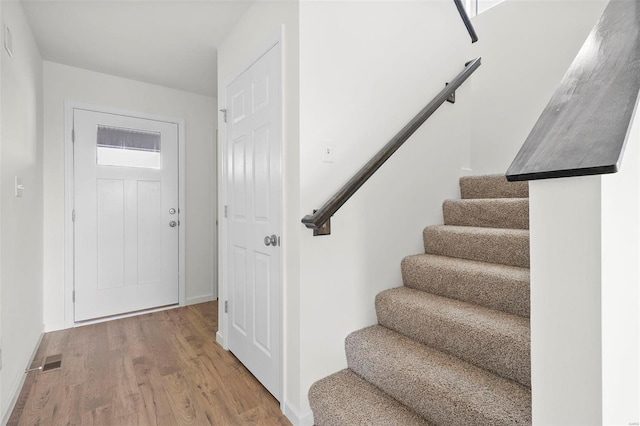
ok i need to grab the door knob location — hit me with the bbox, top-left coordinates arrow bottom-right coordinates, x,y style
169,208 -> 176,215
264,234 -> 279,246
169,221 -> 178,227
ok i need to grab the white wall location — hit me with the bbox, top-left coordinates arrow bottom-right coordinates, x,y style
298,0 -> 473,418
469,0 -> 607,174
43,61 -> 217,331
216,0 -> 301,421
600,99 -> 639,425
529,176 -> 603,425
0,0 -> 4,412
529,103 -> 640,425
0,0 -> 44,420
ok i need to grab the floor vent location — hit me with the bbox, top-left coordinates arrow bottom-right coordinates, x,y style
42,354 -> 62,371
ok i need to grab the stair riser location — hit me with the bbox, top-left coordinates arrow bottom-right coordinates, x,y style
423,227 -> 530,268
309,173 -> 532,425
443,199 -> 529,230
308,369 -> 429,426
346,326 -> 532,426
460,174 -> 529,199
376,289 -> 531,387
402,255 -> 530,317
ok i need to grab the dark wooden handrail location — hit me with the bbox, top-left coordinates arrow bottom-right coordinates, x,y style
506,0 -> 640,181
453,0 -> 479,43
301,58 -> 481,234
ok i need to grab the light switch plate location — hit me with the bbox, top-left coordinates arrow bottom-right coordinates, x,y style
322,146 -> 334,163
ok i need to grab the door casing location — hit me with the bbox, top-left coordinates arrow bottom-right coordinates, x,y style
64,102 -> 186,328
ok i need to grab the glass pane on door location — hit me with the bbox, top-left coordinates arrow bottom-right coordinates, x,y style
96,125 -> 161,169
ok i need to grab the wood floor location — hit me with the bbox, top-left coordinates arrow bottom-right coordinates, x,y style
8,302 -> 291,426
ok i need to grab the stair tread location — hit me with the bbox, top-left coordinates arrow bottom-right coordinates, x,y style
376,287 -> 530,386
424,225 -> 529,268
443,198 -> 529,230
309,369 -> 430,426
402,253 -> 530,317
460,174 -> 529,199
346,325 -> 531,426
310,174 -> 532,425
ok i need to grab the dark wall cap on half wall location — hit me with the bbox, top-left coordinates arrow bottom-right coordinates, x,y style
506,0 -> 640,182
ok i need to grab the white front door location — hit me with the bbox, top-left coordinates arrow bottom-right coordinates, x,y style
73,108 -> 180,322
226,43 -> 282,400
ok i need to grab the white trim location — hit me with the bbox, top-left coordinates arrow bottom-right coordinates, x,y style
44,321 -> 66,333
64,102 -> 75,329
72,304 -> 179,327
178,117 -> 187,307
2,330 -> 44,425
278,24 -> 289,415
64,101 -> 186,328
186,294 -> 215,305
219,27 -> 285,401
283,401 -> 314,426
211,128 -> 218,301
215,330 -> 225,347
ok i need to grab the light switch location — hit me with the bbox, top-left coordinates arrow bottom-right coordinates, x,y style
15,176 -> 23,198
322,146 -> 334,163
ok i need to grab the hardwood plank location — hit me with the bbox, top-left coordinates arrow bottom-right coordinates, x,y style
81,403 -> 114,426
111,351 -> 149,424
49,383 -> 85,426
15,369 -> 61,426
107,317 -> 129,351
8,301 -> 291,426
139,312 -> 180,377
133,357 -> 179,425
6,372 -> 37,426
82,323 -> 115,413
160,370 -> 209,425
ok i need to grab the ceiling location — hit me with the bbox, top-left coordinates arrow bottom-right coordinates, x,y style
20,0 -> 254,97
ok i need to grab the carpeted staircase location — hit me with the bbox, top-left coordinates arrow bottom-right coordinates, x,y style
308,174 -> 531,425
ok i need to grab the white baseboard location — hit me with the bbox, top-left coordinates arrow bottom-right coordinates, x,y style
215,330 -> 225,347
43,321 -> 66,333
284,401 -> 314,426
2,328 -> 44,425
186,294 -> 215,305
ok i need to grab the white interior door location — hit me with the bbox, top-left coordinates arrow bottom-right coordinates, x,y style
73,108 -> 180,322
226,43 -> 282,400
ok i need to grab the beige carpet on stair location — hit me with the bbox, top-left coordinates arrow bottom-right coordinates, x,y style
309,174 -> 531,426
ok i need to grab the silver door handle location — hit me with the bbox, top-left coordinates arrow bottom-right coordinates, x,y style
264,235 -> 279,246
169,221 -> 178,227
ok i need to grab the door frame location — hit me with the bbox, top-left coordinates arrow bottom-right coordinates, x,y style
64,101 -> 186,328
218,28 -> 285,399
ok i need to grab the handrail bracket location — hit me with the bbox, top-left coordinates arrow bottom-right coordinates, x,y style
303,210 -> 332,236
445,82 -> 456,104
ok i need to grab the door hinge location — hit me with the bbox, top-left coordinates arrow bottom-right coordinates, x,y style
224,205 -> 228,218
72,290 -> 75,302
224,300 -> 228,313
72,128 -> 75,143
220,109 -> 227,123
72,210 -> 76,222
